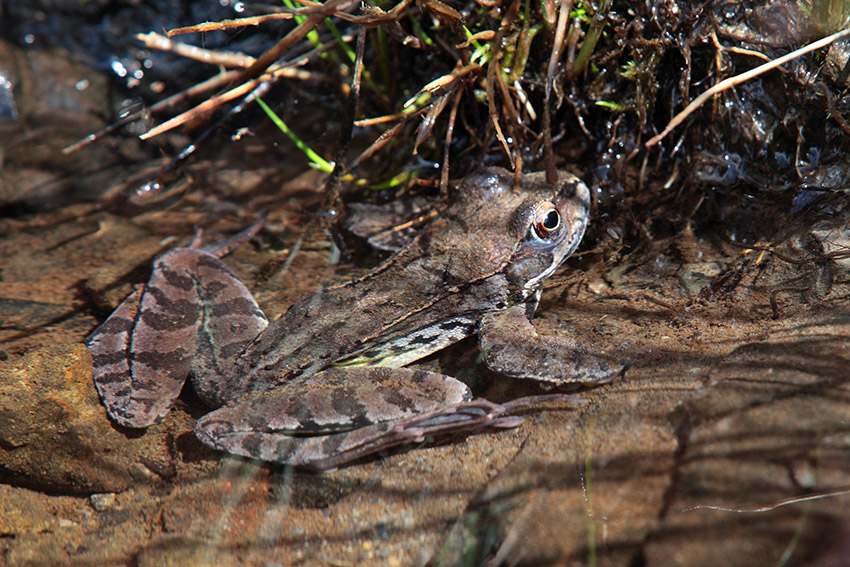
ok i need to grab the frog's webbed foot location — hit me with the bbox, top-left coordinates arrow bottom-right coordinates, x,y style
479,304 -> 623,386
194,367 -> 583,471
86,248 -> 268,428
301,393 -> 583,472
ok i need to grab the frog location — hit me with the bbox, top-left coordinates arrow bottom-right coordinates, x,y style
86,167 -> 620,471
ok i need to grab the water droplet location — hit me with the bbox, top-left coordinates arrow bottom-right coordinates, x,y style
111,60 -> 128,78
136,180 -> 162,199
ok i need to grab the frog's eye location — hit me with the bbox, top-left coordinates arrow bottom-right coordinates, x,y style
531,202 -> 561,240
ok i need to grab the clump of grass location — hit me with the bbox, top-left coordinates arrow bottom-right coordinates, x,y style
70,0 -> 619,199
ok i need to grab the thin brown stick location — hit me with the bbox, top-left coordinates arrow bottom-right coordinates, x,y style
354,112 -> 411,127
543,0 -> 573,185
402,63 -> 481,108
456,30 -> 496,49
820,80 -> 850,137
324,24 -> 367,211
232,0 -> 358,89
348,112 -> 423,170
441,86 -> 463,195
137,25 -> 345,140
333,0 -> 415,24
486,0 -> 522,164
63,69 -> 243,153
136,32 -> 257,68
139,67 -> 292,139
165,12 -> 299,37
685,487 -> 850,513
646,26 -> 850,148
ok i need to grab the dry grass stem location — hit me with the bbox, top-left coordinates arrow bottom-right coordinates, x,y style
455,30 -> 495,49
686,488 -> 850,514
543,0 -> 573,183
136,32 -> 257,68
403,64 -> 481,109
486,0 -> 523,164
646,26 -> 850,148
139,66 -> 312,140
165,13 -> 296,37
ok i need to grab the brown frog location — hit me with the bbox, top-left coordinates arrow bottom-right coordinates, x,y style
86,167 -> 619,470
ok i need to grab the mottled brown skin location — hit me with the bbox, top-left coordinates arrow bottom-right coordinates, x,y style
86,167 -> 619,471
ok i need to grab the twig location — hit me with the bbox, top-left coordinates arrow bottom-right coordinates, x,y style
136,32 -> 257,68
685,487 -> 850,513
820,80 -> 850,136
441,86 -> 463,195
165,12 -> 299,37
486,0 -> 522,165
543,0 -> 573,185
139,66 -> 305,140
646,27 -> 850,148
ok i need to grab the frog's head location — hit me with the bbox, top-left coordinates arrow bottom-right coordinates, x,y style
421,167 -> 590,299
504,169 -> 591,298
451,167 -> 590,300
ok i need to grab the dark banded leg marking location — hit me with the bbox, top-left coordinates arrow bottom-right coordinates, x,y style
195,367 -> 585,470
194,365 -> 584,470
86,248 -> 267,428
195,367 -> 471,467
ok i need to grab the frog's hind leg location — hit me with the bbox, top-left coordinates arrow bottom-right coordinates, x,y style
86,248 -> 268,428
194,367 -> 467,469
194,367 -> 583,471
86,288 -> 148,427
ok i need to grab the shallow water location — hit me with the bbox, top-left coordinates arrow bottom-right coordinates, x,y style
1,2 -> 849,566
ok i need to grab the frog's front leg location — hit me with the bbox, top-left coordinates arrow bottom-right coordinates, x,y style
86,248 -> 268,428
194,366 -> 576,471
479,304 -> 622,385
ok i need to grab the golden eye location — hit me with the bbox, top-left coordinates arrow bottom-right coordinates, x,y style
532,203 -> 561,240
